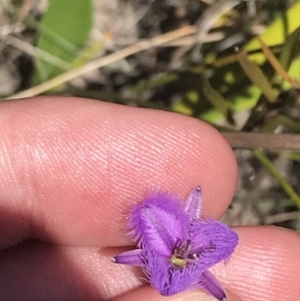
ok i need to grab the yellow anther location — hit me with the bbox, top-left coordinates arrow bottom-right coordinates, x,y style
171,254 -> 187,267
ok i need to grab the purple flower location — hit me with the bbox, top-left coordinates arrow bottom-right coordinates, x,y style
112,187 -> 238,300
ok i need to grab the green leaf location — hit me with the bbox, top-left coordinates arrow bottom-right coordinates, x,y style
253,149 -> 300,209
245,1 -> 300,64
131,74 -> 178,94
261,115 -> 300,133
236,50 -> 279,103
287,55 -> 300,82
282,151 -> 300,162
202,80 -> 235,125
257,36 -> 300,89
34,0 -> 93,85
279,27 -> 300,71
171,90 -> 200,116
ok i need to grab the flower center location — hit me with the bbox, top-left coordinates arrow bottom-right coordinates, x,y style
170,240 -> 198,267
170,254 -> 187,267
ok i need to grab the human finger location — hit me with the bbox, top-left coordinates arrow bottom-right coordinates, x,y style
1,226 -> 299,300
213,226 -> 300,301
0,97 -> 237,249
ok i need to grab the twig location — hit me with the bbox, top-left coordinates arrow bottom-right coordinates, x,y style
4,35 -> 71,70
223,132 -> 300,151
162,32 -> 224,46
192,0 -> 242,61
196,0 -> 241,45
265,211 -> 300,224
17,0 -> 35,23
0,24 -> 25,36
8,25 -> 196,100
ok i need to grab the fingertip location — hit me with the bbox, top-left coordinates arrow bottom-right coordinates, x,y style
113,285 -> 243,301
213,226 -> 300,301
0,97 -> 237,247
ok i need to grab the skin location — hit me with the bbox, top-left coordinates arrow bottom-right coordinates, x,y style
0,96 -> 299,301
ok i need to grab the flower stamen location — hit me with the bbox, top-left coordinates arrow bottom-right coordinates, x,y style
170,240 -> 198,267
170,254 -> 187,267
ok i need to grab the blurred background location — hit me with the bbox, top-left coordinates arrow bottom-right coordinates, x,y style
1,0 -> 300,230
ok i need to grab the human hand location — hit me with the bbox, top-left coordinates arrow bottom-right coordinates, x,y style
0,97 -> 299,301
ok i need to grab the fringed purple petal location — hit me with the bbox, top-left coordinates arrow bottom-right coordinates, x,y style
184,186 -> 202,219
144,250 -> 200,296
128,192 -> 189,256
113,187 -> 239,298
112,249 -> 143,266
189,218 -> 238,270
199,270 -> 227,301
